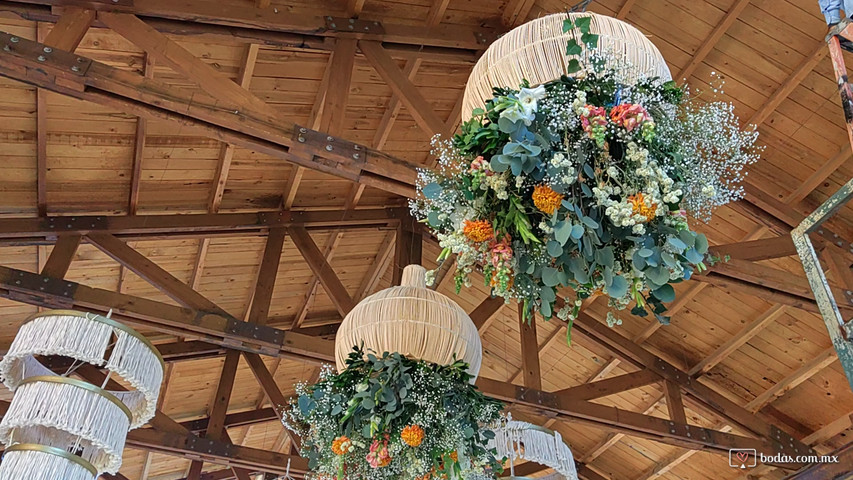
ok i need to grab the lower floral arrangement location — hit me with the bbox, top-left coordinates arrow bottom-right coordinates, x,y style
284,347 -> 504,480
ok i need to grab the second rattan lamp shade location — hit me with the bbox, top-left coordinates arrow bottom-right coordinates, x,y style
334,265 -> 483,379
461,12 -> 672,119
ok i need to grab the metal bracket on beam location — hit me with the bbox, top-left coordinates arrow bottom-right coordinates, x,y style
221,317 -> 285,353
2,268 -> 76,308
0,31 -> 92,76
324,16 -> 385,34
43,215 -> 110,233
292,125 -> 366,180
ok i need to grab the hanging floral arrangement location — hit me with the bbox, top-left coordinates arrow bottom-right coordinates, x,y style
284,347 -> 503,480
411,18 -> 760,328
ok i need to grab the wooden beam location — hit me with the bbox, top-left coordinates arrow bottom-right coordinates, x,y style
372,58 -> 422,149
0,264 -> 335,361
787,145 -> 850,204
359,40 -> 448,136
43,7 -> 94,51
687,304 -> 786,377
518,303 -> 541,389
429,253 -> 456,291
247,228 -> 286,325
35,23 -> 47,217
242,352 -> 301,449
40,235 -> 81,278
616,0 -> 637,19
471,296 -> 505,332
662,380 -> 687,425
425,0 -> 451,26
555,369 -> 661,401
181,407 -> 279,433
318,38 -> 356,136
747,41 -> 827,127
502,0 -> 535,28
346,0 -> 366,17
710,236 -> 797,261
129,52 -> 155,215
289,226 -> 356,316
0,32 -> 419,197
0,209 -> 401,243
745,347 -> 838,413
788,440 -> 853,480
86,232 -> 227,313
570,309 -> 814,456
393,216 -> 422,285
695,273 -> 822,314
353,230 -> 395,300
676,0 -> 750,81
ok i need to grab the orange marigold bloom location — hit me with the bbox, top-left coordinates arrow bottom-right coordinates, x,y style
449,451 -> 459,462
532,184 -> 563,215
628,193 -> 657,222
401,424 -> 425,447
463,219 -> 494,243
331,436 -> 352,455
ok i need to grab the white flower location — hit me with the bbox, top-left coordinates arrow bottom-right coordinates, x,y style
500,103 -> 535,125
518,85 -> 547,114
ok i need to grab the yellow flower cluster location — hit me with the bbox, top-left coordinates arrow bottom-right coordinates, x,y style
628,193 -> 657,222
532,184 -> 563,215
401,424 -> 424,447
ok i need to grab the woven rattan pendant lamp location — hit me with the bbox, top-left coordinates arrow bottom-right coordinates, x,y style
334,264 -> 483,379
0,309 -> 165,479
462,12 -> 671,119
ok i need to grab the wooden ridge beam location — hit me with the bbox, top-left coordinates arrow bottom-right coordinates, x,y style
0,32 -> 418,197
710,235 -> 797,261
0,209 -> 403,242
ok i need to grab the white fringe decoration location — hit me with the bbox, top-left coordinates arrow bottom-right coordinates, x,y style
334,265 -> 482,380
0,310 -> 164,427
0,379 -> 130,473
461,12 -> 672,120
105,329 -> 164,428
490,418 -> 579,480
0,447 -> 96,480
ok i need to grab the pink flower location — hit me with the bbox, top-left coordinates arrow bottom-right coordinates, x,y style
489,235 -> 513,268
469,156 -> 492,175
580,105 -> 608,141
366,438 -> 392,468
609,103 -> 653,132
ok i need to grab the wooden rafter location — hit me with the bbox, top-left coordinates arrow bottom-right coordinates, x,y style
502,0 -> 535,28
616,0 -> 637,19
0,32 -> 420,197
372,58 -> 423,149
471,296 -> 505,331
40,234 -> 81,278
676,0 -> 750,81
346,0 -> 367,17
359,40 -> 448,136
289,226 -> 356,316
555,369 -> 660,401
518,303 -> 541,389
247,228 -> 286,325
425,0 -> 451,27
352,230 -> 396,300
128,52 -> 154,215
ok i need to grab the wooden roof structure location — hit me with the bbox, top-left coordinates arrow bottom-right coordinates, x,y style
0,0 -> 852,479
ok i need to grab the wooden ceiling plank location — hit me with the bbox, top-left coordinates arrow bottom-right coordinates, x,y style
745,347 -> 838,413
518,303 -> 542,389
555,369 -> 661,401
43,6 -> 94,51
86,232 -> 226,313
242,352 -> 301,449
676,0 -> 751,81
247,228 -> 286,325
353,230 -> 396,300
0,32 -> 419,197
787,145 -> 851,205
129,53 -> 155,215
40,234 -> 81,279
687,304 -> 787,377
289,226 -> 356,316
359,40 -> 447,136
747,41 -> 827,128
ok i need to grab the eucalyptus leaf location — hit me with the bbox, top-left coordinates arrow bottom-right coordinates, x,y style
571,224 -> 585,240
582,216 -> 599,229
547,240 -> 563,258
427,211 -> 441,227
606,275 -> 629,298
652,284 -> 675,303
422,182 -> 442,199
542,266 -> 560,287
695,234 -> 709,254
667,237 -> 688,251
555,221 -> 572,245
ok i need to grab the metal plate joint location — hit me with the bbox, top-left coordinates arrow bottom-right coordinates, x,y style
0,32 -> 92,77
324,16 -> 385,34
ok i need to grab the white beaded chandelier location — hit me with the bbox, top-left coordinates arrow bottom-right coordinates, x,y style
0,309 -> 164,480
491,417 -> 580,480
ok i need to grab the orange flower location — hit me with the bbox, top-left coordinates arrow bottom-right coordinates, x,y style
401,424 -> 425,447
463,219 -> 494,243
532,184 -> 563,215
628,193 -> 657,222
449,451 -> 458,462
331,435 -> 352,455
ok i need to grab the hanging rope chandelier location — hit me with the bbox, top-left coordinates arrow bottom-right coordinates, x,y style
0,309 -> 164,480
490,417 -> 579,480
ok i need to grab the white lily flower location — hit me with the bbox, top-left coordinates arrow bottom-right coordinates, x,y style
518,85 -> 547,115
